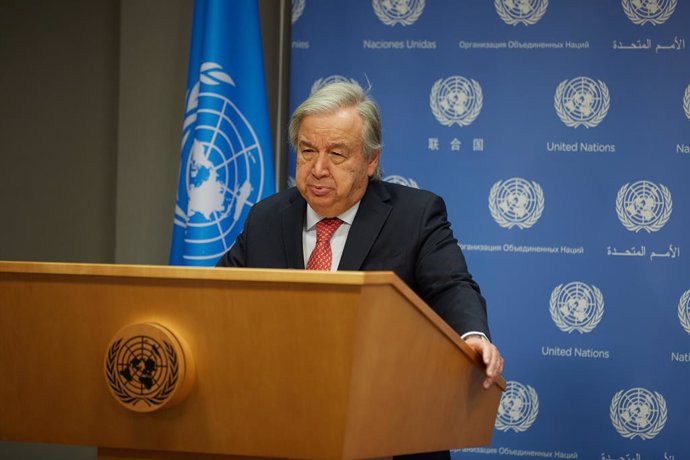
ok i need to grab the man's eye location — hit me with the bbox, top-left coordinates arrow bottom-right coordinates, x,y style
301,150 -> 316,158
330,152 -> 346,162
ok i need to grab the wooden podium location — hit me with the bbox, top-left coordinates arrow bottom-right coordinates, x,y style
0,262 -> 505,460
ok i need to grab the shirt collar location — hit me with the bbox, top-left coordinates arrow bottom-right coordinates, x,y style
306,201 -> 361,231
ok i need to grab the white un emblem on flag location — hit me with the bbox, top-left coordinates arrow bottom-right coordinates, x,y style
173,63 -> 268,263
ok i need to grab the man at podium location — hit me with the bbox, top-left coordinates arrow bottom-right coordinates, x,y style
217,82 -> 504,458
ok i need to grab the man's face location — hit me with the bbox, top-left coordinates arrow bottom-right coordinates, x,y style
295,107 -> 380,217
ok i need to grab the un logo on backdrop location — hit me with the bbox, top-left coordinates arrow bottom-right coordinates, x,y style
292,0 -> 305,24
610,388 -> 667,440
684,84 -> 690,121
430,76 -> 483,127
555,77 -> 610,128
616,180 -> 672,233
383,175 -> 419,188
489,178 -> 544,229
311,75 -> 359,94
495,0 -> 548,26
495,381 -> 539,432
678,290 -> 690,334
622,0 -> 676,26
372,0 -> 425,26
550,282 -> 604,333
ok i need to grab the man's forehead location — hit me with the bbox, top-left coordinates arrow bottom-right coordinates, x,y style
298,126 -> 361,145
301,107 -> 361,127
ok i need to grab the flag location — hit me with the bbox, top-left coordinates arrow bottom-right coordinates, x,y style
170,0 -> 275,266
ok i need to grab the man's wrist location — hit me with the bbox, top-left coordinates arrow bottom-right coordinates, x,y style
462,332 -> 490,342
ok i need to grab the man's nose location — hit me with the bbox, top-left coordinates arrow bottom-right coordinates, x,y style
311,153 -> 330,176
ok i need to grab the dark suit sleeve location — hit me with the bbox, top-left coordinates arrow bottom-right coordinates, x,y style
414,194 -> 490,339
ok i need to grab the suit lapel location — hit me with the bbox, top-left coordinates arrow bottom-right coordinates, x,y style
281,190 -> 307,269
338,181 -> 392,271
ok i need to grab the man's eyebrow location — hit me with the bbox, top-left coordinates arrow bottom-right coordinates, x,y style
298,139 -> 348,150
326,142 -> 347,150
298,139 -> 315,148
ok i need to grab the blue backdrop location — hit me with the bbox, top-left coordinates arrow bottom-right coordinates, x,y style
289,1 -> 689,459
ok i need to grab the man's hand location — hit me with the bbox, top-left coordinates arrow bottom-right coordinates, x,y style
464,336 -> 504,390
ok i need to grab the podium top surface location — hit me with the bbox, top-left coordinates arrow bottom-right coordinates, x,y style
0,260 -> 399,285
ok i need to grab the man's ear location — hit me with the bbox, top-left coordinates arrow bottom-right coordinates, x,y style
367,149 -> 381,176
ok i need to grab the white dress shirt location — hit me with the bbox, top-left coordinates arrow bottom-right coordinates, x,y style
303,202 -> 360,271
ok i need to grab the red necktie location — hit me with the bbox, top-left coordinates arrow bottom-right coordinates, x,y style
306,218 -> 343,271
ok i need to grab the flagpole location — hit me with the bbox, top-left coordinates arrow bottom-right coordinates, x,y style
273,0 -> 291,193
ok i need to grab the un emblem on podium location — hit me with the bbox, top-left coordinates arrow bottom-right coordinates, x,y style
495,381 -> 539,432
684,84 -> 690,121
105,323 -> 195,412
550,282 -> 604,334
616,180 -> 672,233
495,0 -> 548,26
622,0 -> 676,25
610,388 -> 667,440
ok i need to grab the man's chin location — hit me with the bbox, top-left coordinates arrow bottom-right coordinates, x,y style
308,201 -> 336,216
305,193 -> 344,216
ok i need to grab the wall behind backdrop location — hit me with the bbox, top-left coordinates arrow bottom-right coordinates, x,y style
289,1 -> 689,459
0,0 -> 287,267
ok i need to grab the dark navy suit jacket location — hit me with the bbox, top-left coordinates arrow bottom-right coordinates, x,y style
217,180 -> 490,338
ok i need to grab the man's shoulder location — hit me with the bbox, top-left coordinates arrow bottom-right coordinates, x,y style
251,187 -> 303,213
373,180 -> 442,206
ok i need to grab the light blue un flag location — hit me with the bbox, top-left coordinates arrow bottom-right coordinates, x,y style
170,0 -> 275,266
